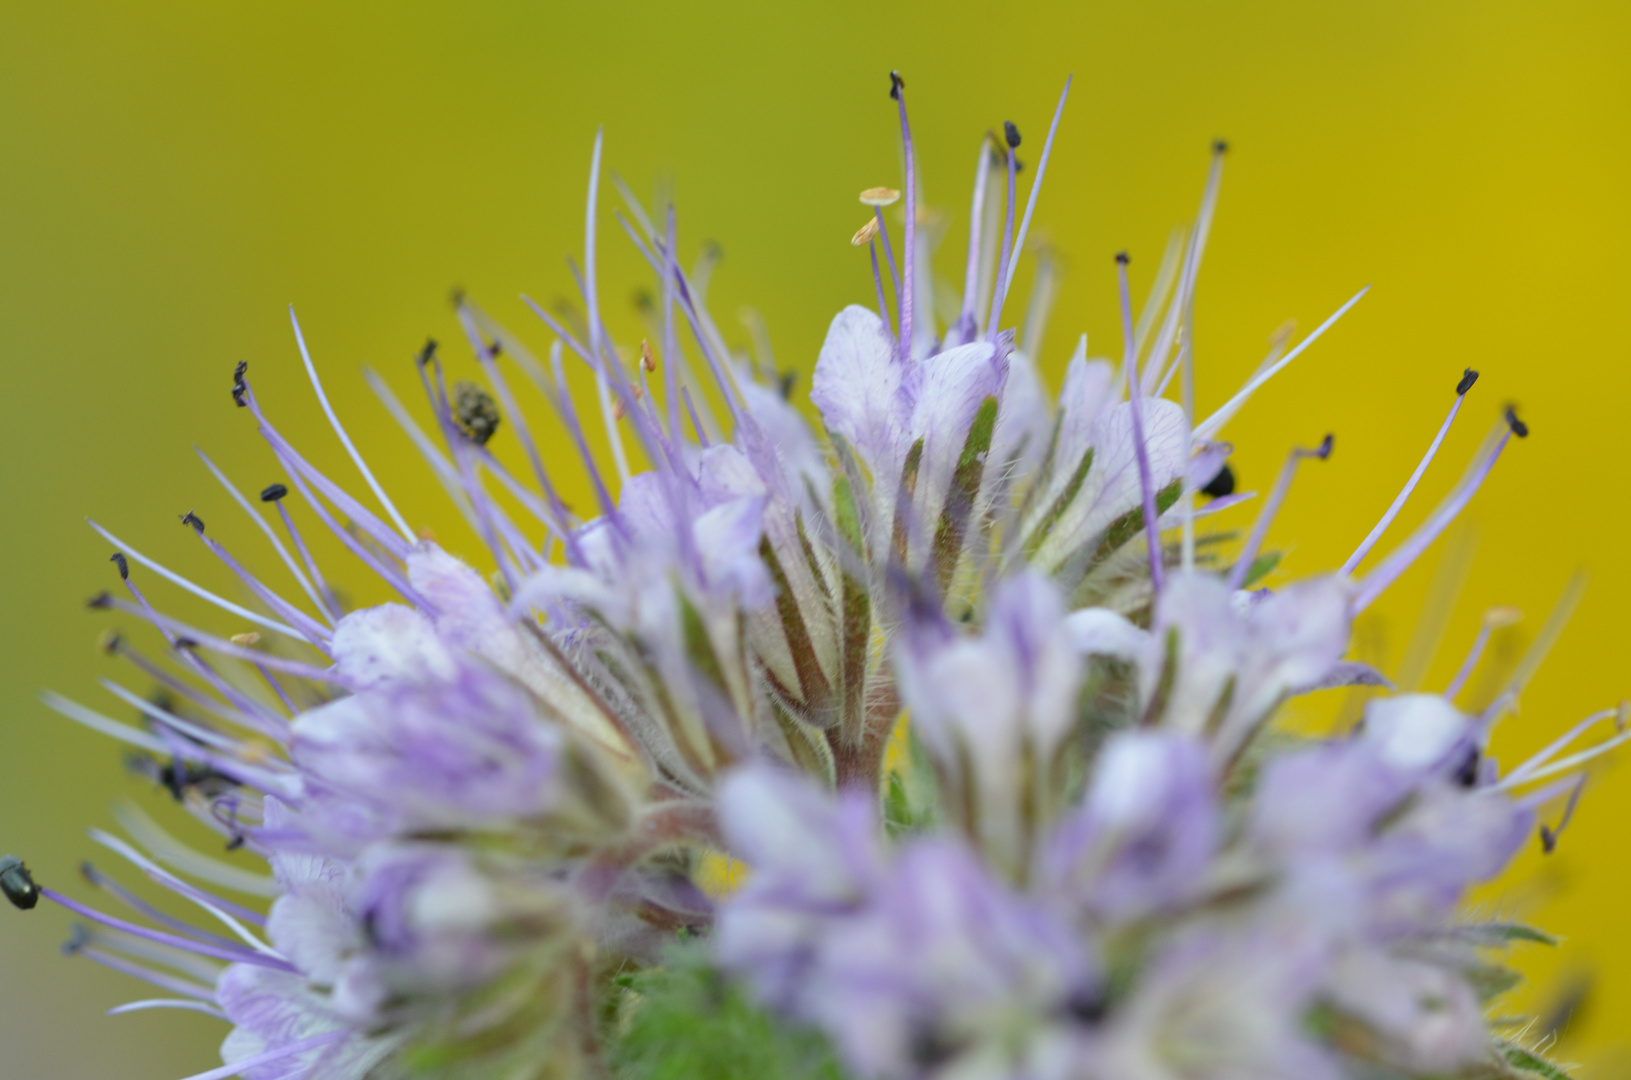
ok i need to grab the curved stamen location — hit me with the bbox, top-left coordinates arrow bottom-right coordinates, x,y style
1500,703 -> 1626,787
1444,605 -> 1521,700
1192,286 -> 1369,443
1118,253 -> 1165,594
40,888 -> 294,971
1227,435 -> 1334,591
1340,369 -> 1478,577
891,71 -> 917,355
288,308 -> 416,545
175,1031 -> 348,1080
959,140 -> 995,336
182,523 -> 333,649
992,76 -> 1072,337
86,522 -> 302,643
195,449 -> 333,626
1352,411 -> 1526,613
107,999 -> 228,1019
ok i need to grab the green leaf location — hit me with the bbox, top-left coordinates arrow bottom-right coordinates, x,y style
1463,923 -> 1560,948
1240,550 -> 1281,588
610,943 -> 846,1080
932,395 -> 999,590
1502,1044 -> 1575,1080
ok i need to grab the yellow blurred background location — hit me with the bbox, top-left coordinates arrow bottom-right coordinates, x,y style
2,1 -> 1629,1075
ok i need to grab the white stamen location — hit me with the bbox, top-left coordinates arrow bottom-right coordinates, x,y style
287,307 -> 417,545
1192,286 -> 1370,443
195,448 -> 333,625
87,521 -> 304,642
112,802 -> 279,897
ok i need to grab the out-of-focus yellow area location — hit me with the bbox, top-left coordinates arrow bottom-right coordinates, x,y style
2,2 -> 1629,1075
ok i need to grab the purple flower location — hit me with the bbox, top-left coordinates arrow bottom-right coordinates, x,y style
1044,730 -> 1220,922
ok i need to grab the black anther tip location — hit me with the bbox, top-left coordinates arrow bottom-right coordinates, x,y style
1317,433 -> 1335,458
1456,368 -> 1479,396
1004,121 -> 1022,149
1506,406 -> 1529,438
181,511 -> 205,534
231,361 -> 249,407
0,855 -> 40,911
1213,139 -> 1230,155
109,552 -> 128,580
418,338 -> 438,366
889,71 -> 905,100
1115,251 -> 1131,266
1200,463 -> 1236,499
259,483 -> 288,503
87,591 -> 113,610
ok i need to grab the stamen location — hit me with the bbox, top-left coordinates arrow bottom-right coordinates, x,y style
71,944 -> 219,1002
194,452 -> 332,625
87,522 -> 302,643
39,888 -> 295,970
1118,253 -> 1166,593
1339,369 -> 1479,576
984,130 -> 1018,342
1192,286 -> 1370,442
870,239 -> 895,340
288,308 -> 417,545
87,831 -> 277,953
1226,434 -> 1334,591
181,521 -> 334,649
1444,606 -> 1521,700
174,1031 -> 347,1080
990,76 -> 1073,337
869,205 -> 903,302
957,139 -> 996,342
107,1000 -> 228,1020
1503,707 -> 1624,787
90,596 -> 347,685
78,863 -> 244,950
270,498 -> 342,621
551,341 -> 621,521
1351,415 -> 1520,613
582,129 -> 635,487
890,70 -> 917,355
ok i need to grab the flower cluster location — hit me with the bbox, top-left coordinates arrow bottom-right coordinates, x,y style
5,71 -> 1619,1080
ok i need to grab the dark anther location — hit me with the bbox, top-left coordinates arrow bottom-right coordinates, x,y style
1201,463 -> 1236,499
0,855 -> 40,911
1213,138 -> 1230,155
126,753 -> 235,802
418,338 -> 439,367
449,287 -> 466,309
452,381 -> 502,446
1064,985 -> 1111,1026
488,339 -> 503,358
1115,251 -> 1131,265
62,924 -> 90,955
1506,405 -> 1529,438
226,834 -> 246,852
1004,121 -> 1022,148
1315,433 -> 1335,459
907,1025 -> 959,1070
109,552 -> 129,580
181,511 -> 205,534
98,629 -> 122,655
1452,744 -> 1481,788
1457,368 -> 1479,396
889,70 -> 905,100
260,483 -> 289,503
86,591 -> 113,610
174,636 -> 199,650
231,361 -> 249,407
777,371 -> 798,401
1540,825 -> 1558,854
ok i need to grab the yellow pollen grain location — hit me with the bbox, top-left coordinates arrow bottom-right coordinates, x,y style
851,217 -> 880,246
230,632 -> 261,647
695,850 -> 748,899
1484,606 -> 1523,630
